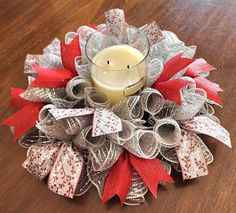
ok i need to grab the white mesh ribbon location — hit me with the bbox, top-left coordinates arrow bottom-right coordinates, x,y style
89,139 -> 123,171
36,114 -> 70,141
73,126 -> 122,171
154,118 -> 181,148
18,128 -> 53,148
20,87 -> 66,103
77,25 -> 96,62
85,87 -> 111,108
75,57 -> 91,79
66,76 -> 92,99
41,38 -> 63,68
112,96 -> 144,122
140,87 -> 164,115
62,116 -> 92,135
109,120 -> 136,145
160,146 -> 179,164
174,87 -> 207,121
87,162 -> 109,198
145,58 -> 163,87
65,32 -> 77,44
74,153 -> 92,196
123,129 -> 161,159
38,104 -> 56,121
124,170 -> 148,206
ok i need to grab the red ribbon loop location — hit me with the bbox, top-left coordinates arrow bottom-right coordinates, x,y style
2,88 -> 43,141
102,152 -> 133,205
152,53 -> 195,105
102,152 -> 173,204
30,64 -> 74,88
61,35 -> 81,76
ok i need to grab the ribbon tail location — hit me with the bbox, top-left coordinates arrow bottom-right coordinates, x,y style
102,152 -> 133,205
30,64 -> 74,88
194,76 -> 223,106
184,58 -> 216,77
48,143 -> 84,198
176,130 -> 208,180
22,143 -> 62,180
61,35 -> 81,76
10,88 -> 28,108
2,103 -> 43,141
129,153 -> 174,198
181,115 -> 231,148
153,78 -> 193,105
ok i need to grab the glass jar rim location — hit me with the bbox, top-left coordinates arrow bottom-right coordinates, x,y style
85,24 -> 150,72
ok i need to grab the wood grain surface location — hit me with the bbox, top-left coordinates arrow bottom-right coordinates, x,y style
0,0 -> 235,212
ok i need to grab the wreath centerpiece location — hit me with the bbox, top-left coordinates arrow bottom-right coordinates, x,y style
2,9 -> 231,206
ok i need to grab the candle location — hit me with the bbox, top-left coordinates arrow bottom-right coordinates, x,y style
91,44 -> 146,105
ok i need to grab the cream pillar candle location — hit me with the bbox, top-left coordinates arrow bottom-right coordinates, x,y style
91,44 -> 146,105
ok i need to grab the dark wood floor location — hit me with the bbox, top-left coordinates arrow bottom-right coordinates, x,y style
0,0 -> 235,212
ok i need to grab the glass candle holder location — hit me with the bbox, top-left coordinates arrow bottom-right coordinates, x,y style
85,25 -> 150,105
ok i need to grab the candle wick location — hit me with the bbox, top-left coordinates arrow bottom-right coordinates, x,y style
127,65 -> 130,69
107,60 -> 110,64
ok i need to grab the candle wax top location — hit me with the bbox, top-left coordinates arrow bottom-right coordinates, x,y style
92,44 -> 145,88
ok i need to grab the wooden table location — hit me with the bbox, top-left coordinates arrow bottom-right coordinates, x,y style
0,0 -> 235,212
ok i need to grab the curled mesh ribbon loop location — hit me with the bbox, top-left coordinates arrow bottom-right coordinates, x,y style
50,97 -> 80,108
160,147 -> 179,164
61,115 -> 92,135
123,129 -> 161,159
75,57 -> 91,79
174,88 -> 207,121
90,138 -> 123,171
85,87 -> 111,108
65,32 -> 77,44
73,126 -> 105,150
112,96 -> 144,122
109,120 -> 136,145
77,25 -> 96,42
38,104 -> 56,121
36,114 -> 70,141
151,100 -> 177,120
154,118 -> 181,148
18,128 -> 40,148
140,87 -> 164,115
66,76 -> 92,100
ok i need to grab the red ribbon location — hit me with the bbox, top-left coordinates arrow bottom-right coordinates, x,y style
153,53 -> 194,105
183,58 -> 222,105
193,76 -> 223,105
61,35 -> 81,76
102,152 -> 173,205
102,152 -> 133,205
2,88 -> 43,141
154,78 -> 192,105
153,53 -> 222,105
184,58 -> 216,77
30,64 -> 74,88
